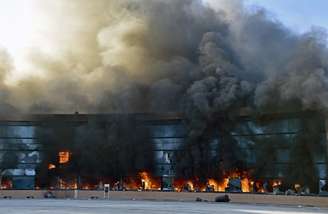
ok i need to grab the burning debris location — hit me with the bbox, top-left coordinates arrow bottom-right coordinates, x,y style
44,168 -> 286,194
172,170 -> 252,193
122,171 -> 161,191
139,171 -> 161,191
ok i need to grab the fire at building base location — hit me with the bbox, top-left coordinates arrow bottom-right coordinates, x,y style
0,111 -> 327,195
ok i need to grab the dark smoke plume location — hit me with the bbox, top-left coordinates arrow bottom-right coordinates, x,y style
0,0 -> 326,114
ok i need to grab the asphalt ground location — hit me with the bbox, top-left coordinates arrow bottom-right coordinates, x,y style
0,199 -> 327,214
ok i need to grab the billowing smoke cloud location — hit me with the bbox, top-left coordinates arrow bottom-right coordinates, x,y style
0,0 -> 327,114
0,49 -> 17,114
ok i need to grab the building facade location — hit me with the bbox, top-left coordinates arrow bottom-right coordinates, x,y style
0,118 -> 41,189
0,112 -> 326,192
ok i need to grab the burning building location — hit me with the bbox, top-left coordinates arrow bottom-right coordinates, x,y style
143,111 -> 328,193
0,111 -> 326,194
0,0 -> 326,196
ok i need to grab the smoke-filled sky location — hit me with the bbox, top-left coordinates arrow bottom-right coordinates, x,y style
0,0 -> 327,114
245,0 -> 328,33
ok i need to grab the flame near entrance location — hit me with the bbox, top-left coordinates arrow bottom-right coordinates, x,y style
52,169 -> 283,193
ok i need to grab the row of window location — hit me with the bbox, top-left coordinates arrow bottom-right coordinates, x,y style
149,119 -> 327,179
0,126 -> 36,138
148,118 -> 326,138
0,151 -> 41,164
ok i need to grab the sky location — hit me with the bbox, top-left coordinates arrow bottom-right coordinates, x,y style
245,0 -> 328,33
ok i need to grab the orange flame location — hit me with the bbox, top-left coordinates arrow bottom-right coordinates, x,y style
69,170 -> 285,193
207,178 -> 229,192
186,181 -> 195,192
48,164 -> 56,170
241,177 -> 250,192
58,178 -> 77,189
124,171 -> 161,190
59,151 -> 70,164
272,180 -> 282,188
140,171 -> 151,190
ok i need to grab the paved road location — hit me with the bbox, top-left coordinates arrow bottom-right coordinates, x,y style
0,199 -> 327,214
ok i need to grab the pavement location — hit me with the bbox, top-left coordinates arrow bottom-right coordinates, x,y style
0,199 -> 327,214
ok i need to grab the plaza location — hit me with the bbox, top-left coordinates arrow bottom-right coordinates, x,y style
0,199 -> 327,214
